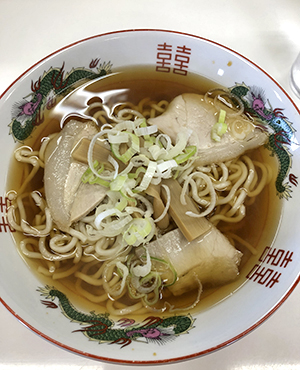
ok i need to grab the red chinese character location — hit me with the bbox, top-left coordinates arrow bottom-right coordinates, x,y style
259,247 -> 284,266
247,265 -> 270,283
280,250 -> 293,268
156,43 -> 172,73
173,45 -> 191,75
0,216 -> 15,233
259,247 -> 293,268
246,265 -> 280,288
265,271 -> 281,288
0,196 -> 11,213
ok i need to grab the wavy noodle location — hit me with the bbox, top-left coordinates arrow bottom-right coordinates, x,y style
20,237 -> 42,259
75,278 -> 108,303
52,263 -> 81,280
106,299 -> 146,316
225,232 -> 258,255
6,91 -> 274,316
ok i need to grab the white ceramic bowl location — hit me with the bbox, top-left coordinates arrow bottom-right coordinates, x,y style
0,29 -> 300,365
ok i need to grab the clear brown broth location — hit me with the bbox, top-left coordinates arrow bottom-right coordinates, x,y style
7,66 -> 282,317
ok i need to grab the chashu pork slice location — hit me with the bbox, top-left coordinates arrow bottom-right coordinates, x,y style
148,93 -> 268,166
147,227 -> 242,296
44,119 -> 107,231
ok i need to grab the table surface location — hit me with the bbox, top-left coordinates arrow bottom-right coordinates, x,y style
1,1 -> 300,369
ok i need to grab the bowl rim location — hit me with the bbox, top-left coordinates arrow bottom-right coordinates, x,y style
0,28 -> 300,365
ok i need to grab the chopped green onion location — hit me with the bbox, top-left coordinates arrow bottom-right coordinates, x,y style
134,125 -> 157,137
137,119 -> 151,141
131,248 -> 151,277
143,136 -> 156,148
127,167 -> 146,179
127,281 -> 145,300
142,279 -> 161,305
174,145 -> 197,164
81,161 -> 110,187
107,131 -> 129,144
151,257 -> 177,287
211,109 -> 227,142
115,261 -> 129,296
111,132 -> 140,164
110,174 -> 128,191
219,108 -> 226,124
114,120 -> 136,131
115,195 -> 128,212
119,189 -> 137,206
87,130 -> 117,181
94,208 -> 123,229
148,144 -> 167,160
130,268 -> 161,294
134,161 -> 157,192
166,130 -> 191,159
156,159 -> 177,174
122,218 -> 152,246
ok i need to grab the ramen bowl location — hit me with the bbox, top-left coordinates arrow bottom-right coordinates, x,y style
0,29 -> 300,365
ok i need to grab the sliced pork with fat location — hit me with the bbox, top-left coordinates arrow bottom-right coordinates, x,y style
44,119 -> 107,231
147,227 -> 242,296
148,93 -> 267,166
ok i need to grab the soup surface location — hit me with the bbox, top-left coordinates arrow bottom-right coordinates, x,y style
6,66 -> 282,317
